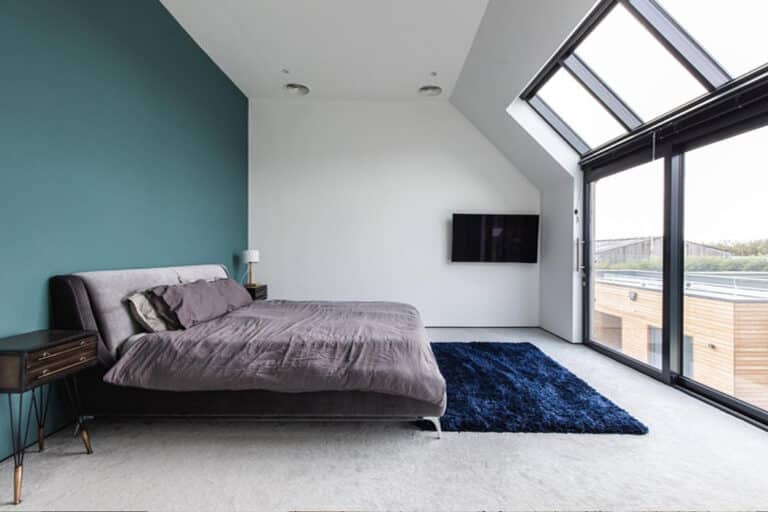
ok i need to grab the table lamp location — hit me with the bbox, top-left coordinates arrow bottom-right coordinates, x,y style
241,249 -> 260,286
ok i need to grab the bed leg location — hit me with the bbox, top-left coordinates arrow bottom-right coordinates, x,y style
424,417 -> 441,439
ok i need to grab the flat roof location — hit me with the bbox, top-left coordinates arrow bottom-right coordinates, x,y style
596,270 -> 768,303
594,237 -> 731,255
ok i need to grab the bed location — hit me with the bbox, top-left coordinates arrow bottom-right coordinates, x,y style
49,264 -> 446,433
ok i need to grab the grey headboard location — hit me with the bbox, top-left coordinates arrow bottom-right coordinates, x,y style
51,264 -> 229,364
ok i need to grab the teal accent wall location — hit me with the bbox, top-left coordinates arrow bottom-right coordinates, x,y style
0,0 -> 248,460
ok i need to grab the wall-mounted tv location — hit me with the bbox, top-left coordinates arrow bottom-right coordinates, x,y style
451,213 -> 539,263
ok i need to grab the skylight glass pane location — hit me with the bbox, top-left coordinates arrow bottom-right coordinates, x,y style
659,0 -> 768,78
537,68 -> 625,148
576,3 -> 706,121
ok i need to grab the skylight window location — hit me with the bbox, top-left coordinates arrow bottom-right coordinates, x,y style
575,3 -> 706,121
658,0 -> 768,79
537,69 -> 626,148
521,0 -> 768,156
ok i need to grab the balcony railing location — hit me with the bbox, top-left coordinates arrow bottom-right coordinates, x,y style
595,269 -> 768,302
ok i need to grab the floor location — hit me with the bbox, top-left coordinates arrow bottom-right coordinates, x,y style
1,328 -> 767,511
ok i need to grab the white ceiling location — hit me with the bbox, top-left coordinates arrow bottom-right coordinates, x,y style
160,0 -> 489,100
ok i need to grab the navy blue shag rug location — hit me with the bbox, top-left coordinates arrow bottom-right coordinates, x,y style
423,342 -> 648,434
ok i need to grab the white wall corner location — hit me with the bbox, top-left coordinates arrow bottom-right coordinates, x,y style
505,99 -> 583,343
448,97 -> 584,343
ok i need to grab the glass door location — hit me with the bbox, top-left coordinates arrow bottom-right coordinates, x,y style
683,125 -> 768,412
588,159 -> 665,370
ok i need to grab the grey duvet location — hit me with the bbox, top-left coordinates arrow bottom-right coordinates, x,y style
104,301 -> 447,408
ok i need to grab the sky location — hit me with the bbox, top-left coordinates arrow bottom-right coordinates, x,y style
594,126 -> 768,244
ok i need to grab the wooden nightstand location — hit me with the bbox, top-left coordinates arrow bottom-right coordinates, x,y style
0,330 -> 97,505
245,283 -> 268,300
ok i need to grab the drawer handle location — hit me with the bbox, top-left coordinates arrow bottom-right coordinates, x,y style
36,358 -> 92,380
36,341 -> 93,361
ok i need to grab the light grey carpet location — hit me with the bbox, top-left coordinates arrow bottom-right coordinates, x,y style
1,328 -> 766,511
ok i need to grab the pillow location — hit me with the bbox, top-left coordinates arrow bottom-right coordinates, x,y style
146,293 -> 183,330
149,278 -> 252,329
214,278 -> 254,310
125,292 -> 173,333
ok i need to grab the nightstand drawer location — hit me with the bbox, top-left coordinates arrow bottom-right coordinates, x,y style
27,336 -> 97,371
26,350 -> 97,386
26,337 -> 98,386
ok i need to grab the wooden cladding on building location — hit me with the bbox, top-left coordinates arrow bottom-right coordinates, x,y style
593,281 -> 768,410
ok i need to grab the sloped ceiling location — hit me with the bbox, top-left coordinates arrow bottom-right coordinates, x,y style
160,0 -> 488,100
450,0 -> 595,189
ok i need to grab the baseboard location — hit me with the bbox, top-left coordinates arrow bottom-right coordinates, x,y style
424,325 -> 542,329
424,326 -> 583,345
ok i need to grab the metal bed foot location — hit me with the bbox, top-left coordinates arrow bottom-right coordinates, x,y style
424,417 -> 441,439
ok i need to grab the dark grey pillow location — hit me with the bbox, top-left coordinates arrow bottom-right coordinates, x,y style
149,278 -> 252,329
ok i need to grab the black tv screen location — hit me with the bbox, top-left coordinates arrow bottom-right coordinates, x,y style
451,214 -> 539,263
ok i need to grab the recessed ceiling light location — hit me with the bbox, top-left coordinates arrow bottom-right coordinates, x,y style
284,83 -> 310,96
418,85 -> 442,97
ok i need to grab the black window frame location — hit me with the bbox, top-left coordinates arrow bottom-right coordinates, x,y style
582,95 -> 768,430
521,0 -> 736,156
649,326 -> 693,375
523,0 -> 768,429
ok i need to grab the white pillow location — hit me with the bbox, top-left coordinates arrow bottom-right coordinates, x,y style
125,292 -> 170,333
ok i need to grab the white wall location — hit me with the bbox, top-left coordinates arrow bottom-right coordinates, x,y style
249,98 -> 541,326
451,0 -> 595,341
538,177 -> 583,341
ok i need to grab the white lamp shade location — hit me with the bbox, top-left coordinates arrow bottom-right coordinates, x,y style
241,249 -> 260,264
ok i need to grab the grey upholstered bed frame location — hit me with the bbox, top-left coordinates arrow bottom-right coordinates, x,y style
49,265 -> 443,434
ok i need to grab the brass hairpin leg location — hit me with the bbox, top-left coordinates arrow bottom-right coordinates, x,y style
30,384 -> 51,452
64,377 -> 93,455
7,393 -> 30,505
79,427 -> 93,454
13,465 -> 22,505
